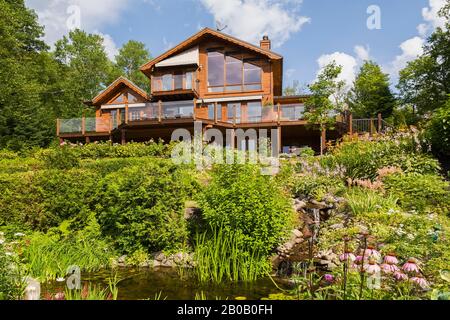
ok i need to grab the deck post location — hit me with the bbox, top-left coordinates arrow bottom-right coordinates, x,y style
158,100 -> 162,123
125,105 -> 129,124
348,113 -> 353,135
214,102 -> 218,124
377,113 -> 382,133
121,130 -> 126,145
82,116 -> 86,135
369,118 -> 374,136
277,126 -> 282,154
193,99 -> 197,121
277,103 -> 281,124
116,109 -> 121,127
320,128 -> 327,155
56,119 -> 60,136
85,136 -> 90,144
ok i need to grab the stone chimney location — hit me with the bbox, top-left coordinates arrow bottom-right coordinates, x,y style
260,35 -> 271,50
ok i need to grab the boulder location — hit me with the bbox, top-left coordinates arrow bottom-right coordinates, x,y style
292,229 -> 303,238
24,277 -> 40,301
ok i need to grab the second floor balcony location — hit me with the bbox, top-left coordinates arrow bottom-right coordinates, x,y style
151,71 -> 199,101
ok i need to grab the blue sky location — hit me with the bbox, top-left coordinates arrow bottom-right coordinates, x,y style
26,0 -> 447,90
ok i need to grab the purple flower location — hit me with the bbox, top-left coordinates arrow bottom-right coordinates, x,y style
364,260 -> 381,275
402,258 -> 420,274
410,277 -> 429,289
381,263 -> 399,274
394,271 -> 408,281
340,252 -> 356,262
364,247 -> 381,260
384,254 -> 399,265
324,274 -> 334,283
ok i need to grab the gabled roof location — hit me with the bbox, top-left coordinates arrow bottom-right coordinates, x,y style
140,28 -> 283,74
91,76 -> 150,106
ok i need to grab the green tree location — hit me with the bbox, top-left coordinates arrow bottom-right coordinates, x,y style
109,40 -> 152,91
425,96 -> 450,160
54,29 -> 113,117
0,0 -> 56,150
304,62 -> 344,154
283,80 -> 305,96
348,61 -> 396,118
397,4 -> 450,114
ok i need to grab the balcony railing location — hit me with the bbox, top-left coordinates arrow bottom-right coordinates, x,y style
58,118 -> 111,135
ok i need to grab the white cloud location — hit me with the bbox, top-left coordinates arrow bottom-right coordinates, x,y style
98,32 -> 119,60
316,52 -> 358,88
199,0 -> 310,47
387,36 -> 425,79
354,45 -> 370,61
419,0 -> 447,36
25,0 -> 128,57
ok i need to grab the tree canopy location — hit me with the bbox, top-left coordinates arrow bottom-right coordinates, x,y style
348,61 -> 396,118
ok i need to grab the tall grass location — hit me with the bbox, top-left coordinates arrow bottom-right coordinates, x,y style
23,233 -> 115,281
345,188 -> 399,215
194,228 -> 270,283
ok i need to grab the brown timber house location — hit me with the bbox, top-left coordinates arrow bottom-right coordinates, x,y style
57,28 -> 357,153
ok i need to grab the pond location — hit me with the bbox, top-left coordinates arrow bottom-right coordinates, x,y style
42,267 -> 291,300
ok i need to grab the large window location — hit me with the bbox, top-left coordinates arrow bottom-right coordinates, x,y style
208,104 -> 215,120
208,51 -> 225,89
152,71 -> 196,92
207,50 -> 262,93
247,101 -> 262,122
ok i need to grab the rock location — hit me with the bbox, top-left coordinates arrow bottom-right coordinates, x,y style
139,261 -> 150,268
24,277 -> 40,300
161,259 -> 175,268
294,200 -> 307,211
152,251 -> 166,262
295,238 -> 304,244
330,223 -> 345,230
185,207 -> 201,220
292,229 -> 303,238
117,255 -> 127,264
152,260 -> 161,268
309,200 -> 328,209
173,252 -> 190,265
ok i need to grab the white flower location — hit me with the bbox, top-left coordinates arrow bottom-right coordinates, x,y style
0,239 -> 4,245
14,233 -> 25,237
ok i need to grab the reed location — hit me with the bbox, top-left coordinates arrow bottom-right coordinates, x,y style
23,233 -> 115,281
194,228 -> 269,284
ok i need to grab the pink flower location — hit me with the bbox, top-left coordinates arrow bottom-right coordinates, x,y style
410,277 -> 429,289
364,261 -> 381,275
381,263 -> 399,274
402,258 -> 420,274
324,274 -> 334,283
54,292 -> 65,300
384,254 -> 399,265
364,247 -> 381,260
394,271 -> 408,281
355,255 -> 364,263
340,252 -> 356,262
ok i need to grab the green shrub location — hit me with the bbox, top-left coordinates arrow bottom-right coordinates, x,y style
322,137 -> 440,180
292,174 -> 346,200
23,215 -> 115,281
0,243 -> 26,300
383,173 -> 450,211
425,99 -> 450,158
38,146 -> 80,169
345,188 -> 399,215
95,160 -> 198,254
197,164 -> 293,255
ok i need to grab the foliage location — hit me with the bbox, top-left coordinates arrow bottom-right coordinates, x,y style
345,188 -> 399,215
292,174 -> 346,200
323,135 -> 441,180
95,160 -> 198,254
197,164 -> 294,255
383,173 -> 450,212
348,61 -> 396,118
397,8 -> 450,114
304,62 -> 345,137
0,241 -> 26,300
108,40 -> 152,91
425,98 -> 450,159
194,228 -> 270,283
22,216 -> 115,281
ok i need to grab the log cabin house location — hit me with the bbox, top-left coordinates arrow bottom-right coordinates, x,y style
57,28 -> 349,154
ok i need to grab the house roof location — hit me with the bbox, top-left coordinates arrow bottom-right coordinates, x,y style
91,76 -> 150,106
140,28 -> 283,74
